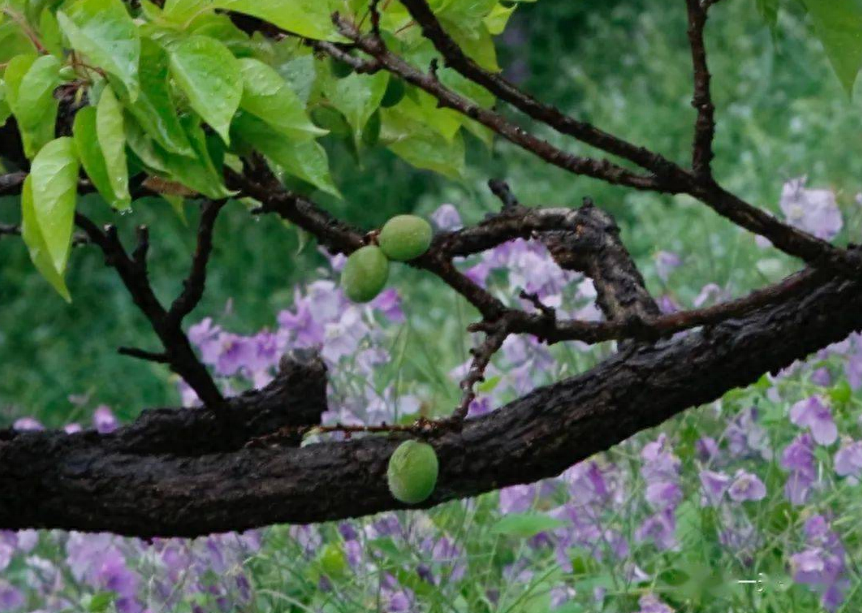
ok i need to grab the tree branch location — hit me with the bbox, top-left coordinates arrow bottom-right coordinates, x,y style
685,0 -> 717,178
75,214 -> 224,408
333,16 -> 668,192
396,0 -> 680,178
0,261 -> 856,537
167,199 -> 227,326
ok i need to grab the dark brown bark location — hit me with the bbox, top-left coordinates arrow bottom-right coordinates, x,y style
0,263 -> 855,537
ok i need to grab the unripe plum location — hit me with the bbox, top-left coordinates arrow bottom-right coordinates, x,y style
341,245 -> 389,303
387,440 -> 439,504
378,215 -> 433,261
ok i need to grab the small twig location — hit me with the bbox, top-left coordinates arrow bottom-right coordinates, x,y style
453,321 -> 511,423
488,179 -> 522,211
118,347 -> 170,363
307,40 -> 382,74
520,290 -> 556,322
167,199 -> 227,326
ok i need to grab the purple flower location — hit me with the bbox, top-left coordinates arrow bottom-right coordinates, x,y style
779,177 -> 842,241
790,515 -> 847,611
790,396 -> 838,446
499,484 -> 537,514
724,407 -> 768,458
188,317 -> 223,364
93,406 -> 118,434
430,204 -> 462,231
693,283 -> 726,307
635,508 -> 677,551
654,251 -> 682,283
727,469 -> 766,502
0,580 -> 24,611
215,333 -> 256,377
696,437 -> 720,462
781,434 -> 817,505
645,481 -> 682,510
810,367 -> 832,387
699,470 -> 730,506
636,593 -> 675,613
277,300 -> 324,347
13,417 -> 43,431
467,397 -> 492,418
834,439 -> 862,479
369,289 -> 404,323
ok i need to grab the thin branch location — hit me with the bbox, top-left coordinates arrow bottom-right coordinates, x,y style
74,214 -> 225,408
397,0 -> 681,178
454,320 -> 511,423
332,16 -> 669,192
0,172 -> 26,197
685,0 -> 717,178
118,347 -> 170,363
167,199 -> 227,326
308,40 -> 382,74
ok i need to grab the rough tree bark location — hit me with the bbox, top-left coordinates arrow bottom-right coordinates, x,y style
0,263 -> 852,537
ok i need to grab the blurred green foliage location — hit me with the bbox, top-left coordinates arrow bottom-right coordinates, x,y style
1,0 -> 861,424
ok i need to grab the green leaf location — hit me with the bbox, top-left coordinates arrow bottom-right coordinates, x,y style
29,137 -> 79,276
20,176 -> 71,301
127,114 -> 233,199
803,0 -> 862,95
163,0 -> 342,41
232,111 -> 340,197
168,35 -> 242,143
74,107 -> 116,207
491,513 -> 566,538
484,2 -> 516,35
0,82 -> 10,126
381,103 -> 465,179
57,0 -> 140,100
238,58 -> 326,141
0,20 -> 37,64
87,591 -> 114,613
124,38 -> 194,156
755,0 -> 779,29
39,7 -> 63,57
94,88 -> 130,208
324,70 -> 390,144
5,53 -> 61,158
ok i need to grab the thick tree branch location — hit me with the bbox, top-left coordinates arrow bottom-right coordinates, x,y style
0,262 -> 856,537
488,179 -> 659,323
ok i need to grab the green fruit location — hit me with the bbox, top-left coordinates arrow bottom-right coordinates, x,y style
342,245 -> 389,303
387,440 -> 439,504
380,78 -> 406,108
378,215 -> 433,261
